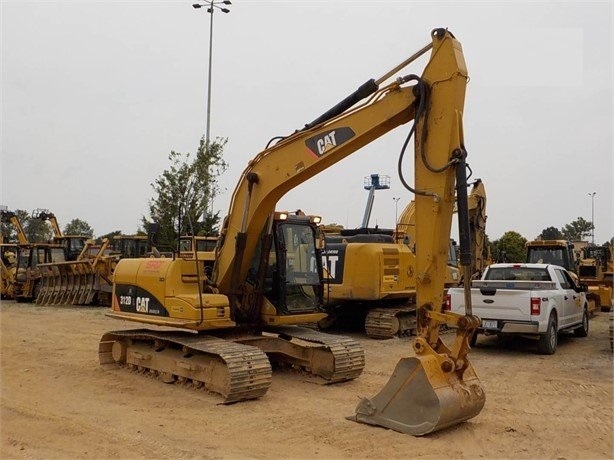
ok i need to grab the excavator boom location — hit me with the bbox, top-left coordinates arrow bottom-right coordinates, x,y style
215,84 -> 416,294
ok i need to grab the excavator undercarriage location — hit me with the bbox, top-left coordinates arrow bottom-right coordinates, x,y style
364,305 -> 418,338
99,325 -> 365,403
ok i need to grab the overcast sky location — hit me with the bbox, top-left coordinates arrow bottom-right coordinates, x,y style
2,1 -> 612,244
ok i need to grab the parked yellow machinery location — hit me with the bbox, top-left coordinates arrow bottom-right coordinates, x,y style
0,238 -> 18,299
320,179 -> 487,338
34,233 -> 159,307
1,209 -> 69,302
33,227 -> 216,307
578,244 -> 613,312
525,239 -> 607,314
31,209 -> 88,261
13,243 -> 67,302
99,29 -> 483,435
178,235 -> 218,279
110,234 -> 149,258
397,178 -> 487,278
35,238 -> 117,306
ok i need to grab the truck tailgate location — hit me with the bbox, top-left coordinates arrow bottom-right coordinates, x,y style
470,289 -> 533,322
451,287 -> 535,322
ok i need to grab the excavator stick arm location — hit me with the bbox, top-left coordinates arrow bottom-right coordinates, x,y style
349,29 -> 486,436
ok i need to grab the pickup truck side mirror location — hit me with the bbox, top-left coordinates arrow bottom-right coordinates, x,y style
575,282 -> 589,293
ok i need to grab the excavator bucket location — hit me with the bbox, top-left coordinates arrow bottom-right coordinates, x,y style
348,354 -> 485,436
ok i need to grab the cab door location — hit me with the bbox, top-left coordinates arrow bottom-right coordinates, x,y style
553,268 -> 582,326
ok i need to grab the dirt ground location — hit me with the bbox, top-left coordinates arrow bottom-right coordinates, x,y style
1,301 -> 612,460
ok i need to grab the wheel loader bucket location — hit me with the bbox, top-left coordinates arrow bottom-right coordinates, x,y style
348,354 -> 485,436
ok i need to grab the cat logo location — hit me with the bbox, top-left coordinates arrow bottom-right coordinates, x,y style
317,131 -> 337,154
135,296 -> 150,313
305,127 -> 356,157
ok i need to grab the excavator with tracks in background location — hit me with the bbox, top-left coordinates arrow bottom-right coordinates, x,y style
396,178 -> 488,280
99,28 -> 484,435
319,178 -> 487,339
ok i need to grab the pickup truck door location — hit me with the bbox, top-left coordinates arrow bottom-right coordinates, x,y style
553,268 -> 582,327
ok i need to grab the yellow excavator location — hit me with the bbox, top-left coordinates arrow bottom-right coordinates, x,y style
396,178 -> 487,279
99,28 -> 484,435
320,178 -> 487,338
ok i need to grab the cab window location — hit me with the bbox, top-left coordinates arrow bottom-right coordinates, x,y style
554,269 -> 572,289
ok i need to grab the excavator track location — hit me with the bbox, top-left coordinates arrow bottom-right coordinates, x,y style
99,329 -> 272,403
257,325 -> 365,382
364,306 -> 417,339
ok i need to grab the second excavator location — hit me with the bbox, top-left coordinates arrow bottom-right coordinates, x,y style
319,178 -> 487,339
100,28 -> 484,435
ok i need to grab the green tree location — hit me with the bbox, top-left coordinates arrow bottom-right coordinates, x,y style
63,218 -> 94,237
144,137 -> 228,250
492,231 -> 527,263
561,217 -> 593,241
539,226 -> 564,240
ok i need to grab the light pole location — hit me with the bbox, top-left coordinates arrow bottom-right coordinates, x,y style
393,197 -> 400,226
588,192 -> 596,244
192,0 -> 231,221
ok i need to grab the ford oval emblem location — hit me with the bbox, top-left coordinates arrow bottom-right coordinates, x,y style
483,299 -> 494,304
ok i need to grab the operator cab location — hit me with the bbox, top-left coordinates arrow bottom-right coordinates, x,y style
53,236 -> 87,261
248,212 -> 323,315
14,244 -> 65,282
526,242 -> 576,273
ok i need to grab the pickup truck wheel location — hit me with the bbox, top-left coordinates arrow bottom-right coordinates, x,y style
538,314 -> 557,355
470,331 -> 478,347
574,308 -> 589,337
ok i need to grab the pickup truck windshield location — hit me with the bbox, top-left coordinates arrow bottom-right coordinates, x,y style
484,267 -> 551,281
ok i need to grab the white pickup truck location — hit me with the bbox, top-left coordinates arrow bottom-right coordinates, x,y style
448,263 -> 589,354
